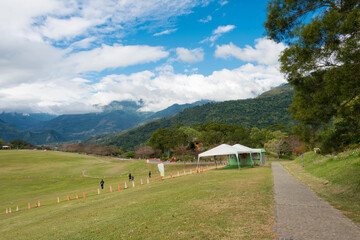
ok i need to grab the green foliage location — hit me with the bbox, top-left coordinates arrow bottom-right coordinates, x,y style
0,139 -> 5,147
9,139 -> 31,149
265,0 -> 360,152
125,151 -> 135,158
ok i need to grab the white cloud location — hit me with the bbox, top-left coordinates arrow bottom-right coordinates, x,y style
0,0 -> 209,44
213,25 -> 236,35
176,47 -> 204,63
0,62 -> 286,114
218,0 -> 229,6
153,29 -> 178,36
38,17 -> 99,41
201,25 -> 236,46
64,44 -> 169,73
89,63 -> 286,112
199,15 -> 212,23
215,38 -> 287,65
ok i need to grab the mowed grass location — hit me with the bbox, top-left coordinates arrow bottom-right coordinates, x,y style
281,149 -> 360,223
0,151 -> 204,211
0,150 -> 275,239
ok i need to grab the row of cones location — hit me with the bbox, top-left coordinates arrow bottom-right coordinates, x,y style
5,168 -> 212,216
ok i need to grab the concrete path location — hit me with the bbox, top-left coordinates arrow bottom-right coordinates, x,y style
272,162 -> 360,240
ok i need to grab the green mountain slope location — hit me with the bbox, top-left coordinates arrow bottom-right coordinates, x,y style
84,84 -> 295,149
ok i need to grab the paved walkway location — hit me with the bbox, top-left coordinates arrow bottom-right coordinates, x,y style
272,162 -> 360,240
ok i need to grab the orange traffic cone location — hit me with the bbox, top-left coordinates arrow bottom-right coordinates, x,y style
67,195 -> 70,201
35,202 -> 38,207
201,167 -> 203,173
83,193 -> 86,198
118,184 -> 121,191
28,203 -> 31,209
76,194 -> 79,199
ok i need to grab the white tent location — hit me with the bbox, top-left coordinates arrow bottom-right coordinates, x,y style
232,144 -> 259,166
232,144 -> 257,153
198,144 -> 241,169
197,143 -> 265,169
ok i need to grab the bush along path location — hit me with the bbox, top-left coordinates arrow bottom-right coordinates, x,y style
272,162 -> 360,240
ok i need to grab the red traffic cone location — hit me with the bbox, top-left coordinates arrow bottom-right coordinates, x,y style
118,184 -> 121,191
83,193 -> 86,198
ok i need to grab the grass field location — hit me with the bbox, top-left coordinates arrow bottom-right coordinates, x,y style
0,150 -> 275,239
281,149 -> 360,224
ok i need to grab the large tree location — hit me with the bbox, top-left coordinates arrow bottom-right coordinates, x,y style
265,0 -> 360,150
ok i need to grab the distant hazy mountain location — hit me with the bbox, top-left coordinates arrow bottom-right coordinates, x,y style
0,100 -> 212,144
84,84 -> 295,150
0,112 -> 57,130
0,119 -> 65,145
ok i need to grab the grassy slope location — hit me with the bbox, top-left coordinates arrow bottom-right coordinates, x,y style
0,151 -> 275,239
281,149 -> 360,223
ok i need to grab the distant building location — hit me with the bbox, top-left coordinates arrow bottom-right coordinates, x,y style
1,146 -> 10,150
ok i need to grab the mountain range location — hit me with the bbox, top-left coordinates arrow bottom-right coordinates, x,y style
84,84 -> 295,150
0,100 -> 213,145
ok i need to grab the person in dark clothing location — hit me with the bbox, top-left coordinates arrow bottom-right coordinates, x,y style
132,175 -> 134,181
100,179 -> 104,189
129,173 -> 132,181
149,170 -> 151,178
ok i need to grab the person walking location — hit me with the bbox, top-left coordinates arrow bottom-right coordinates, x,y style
149,170 -> 151,178
100,179 -> 104,189
129,173 -> 132,181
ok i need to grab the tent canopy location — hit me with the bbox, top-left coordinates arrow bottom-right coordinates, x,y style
198,144 -> 238,158
232,144 -> 258,153
197,144 -> 266,168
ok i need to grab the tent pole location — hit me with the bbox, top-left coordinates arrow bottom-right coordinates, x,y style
236,153 -> 240,169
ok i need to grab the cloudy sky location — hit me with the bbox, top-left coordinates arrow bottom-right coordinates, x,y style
0,0 -> 286,114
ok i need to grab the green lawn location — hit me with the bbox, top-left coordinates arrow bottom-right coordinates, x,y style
281,149 -> 360,223
0,150 -> 275,239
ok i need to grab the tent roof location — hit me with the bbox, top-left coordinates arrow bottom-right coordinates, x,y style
232,144 -> 257,153
198,144 -> 238,158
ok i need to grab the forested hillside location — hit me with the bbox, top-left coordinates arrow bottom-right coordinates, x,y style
84,84 -> 295,150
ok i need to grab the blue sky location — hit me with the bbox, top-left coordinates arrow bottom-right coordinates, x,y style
0,0 -> 286,114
